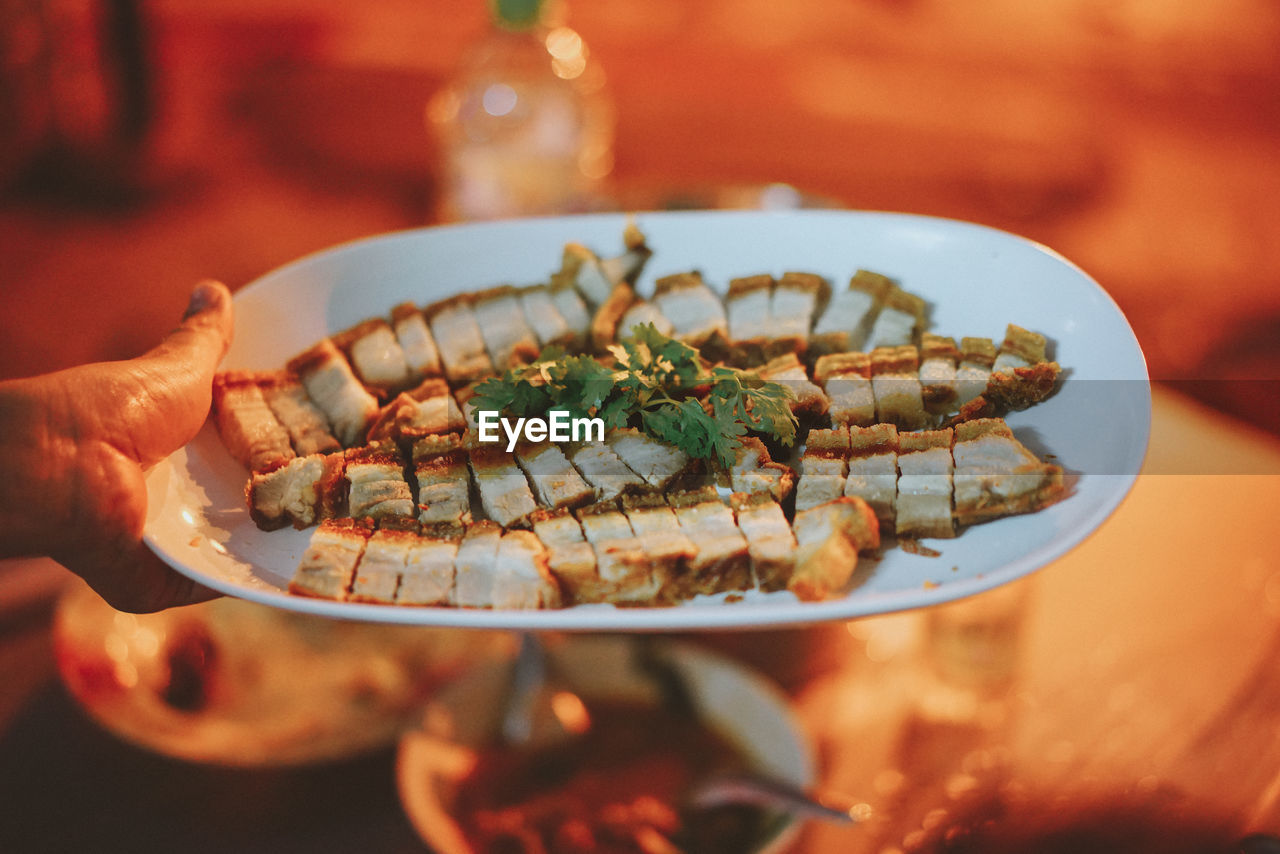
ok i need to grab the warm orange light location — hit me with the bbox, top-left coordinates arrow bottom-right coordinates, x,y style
550,689 -> 592,734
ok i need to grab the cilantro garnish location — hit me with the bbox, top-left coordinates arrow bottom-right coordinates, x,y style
470,324 -> 797,468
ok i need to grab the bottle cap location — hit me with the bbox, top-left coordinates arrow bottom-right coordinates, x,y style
492,0 -> 543,29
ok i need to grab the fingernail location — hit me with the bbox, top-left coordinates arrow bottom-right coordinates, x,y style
183,281 -> 219,320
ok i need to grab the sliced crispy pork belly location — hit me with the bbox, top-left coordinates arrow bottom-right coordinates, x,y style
556,242 -> 617,308
530,508 -> 600,605
516,443 -> 595,510
992,323 -> 1046,374
952,418 -> 1066,526
287,339 -> 380,447
212,372 -> 296,473
576,500 -> 634,543
620,493 -> 696,601
730,491 -> 797,592
346,441 -> 415,522
865,284 -> 926,350
289,518 -> 373,600
489,530 -> 562,609
795,426 -> 850,512
452,521 -> 504,608
391,303 -> 443,380
983,324 -> 1061,412
814,352 -> 876,428
617,298 -> 672,339
336,318 -> 412,394
367,377 -> 465,443
349,524 -> 419,604
759,353 -> 829,420
426,296 -> 495,386
473,286 -> 540,369
590,282 -> 642,351
567,442 -> 646,501
575,502 -> 660,603
844,424 -> 899,527
652,272 -> 728,352
725,274 -> 774,362
791,497 -> 879,602
667,487 -> 752,597
895,428 -> 956,539
770,272 -> 827,351
955,337 -> 996,408
259,373 -> 342,458
397,523 -> 462,606
469,445 -> 538,528
530,507 -> 586,547
606,429 -> 691,490
518,285 -> 575,348
870,346 -> 927,430
727,436 -> 795,502
247,452 -> 329,530
600,222 -> 653,287
810,269 -> 891,356
919,334 -> 960,417
549,278 -> 592,346
413,434 -> 472,525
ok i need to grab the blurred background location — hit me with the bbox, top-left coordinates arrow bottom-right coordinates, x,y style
4,2 -> 1280,851
3,0 -> 1279,425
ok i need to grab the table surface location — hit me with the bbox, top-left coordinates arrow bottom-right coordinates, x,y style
3,3 -> 1280,849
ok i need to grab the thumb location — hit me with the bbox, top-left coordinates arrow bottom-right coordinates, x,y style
122,281 -> 235,466
152,280 -> 235,373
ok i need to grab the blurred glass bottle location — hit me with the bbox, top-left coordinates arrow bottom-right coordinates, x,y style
427,0 -> 614,222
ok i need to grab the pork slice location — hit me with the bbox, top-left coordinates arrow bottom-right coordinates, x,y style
473,287 -> 539,369
952,419 -> 1065,525
730,492 -> 797,592
652,272 -> 727,349
397,525 -> 462,606
260,374 -> 341,457
518,286 -> 574,348
568,443 -> 646,501
391,303 -> 443,380
289,518 -> 374,600
349,528 -> 418,603
468,446 -> 538,528
426,297 -> 495,386
844,424 -> 899,527
288,339 -> 380,447
248,453 -> 327,530
346,443 -> 415,522
451,521 -> 504,608
340,319 -> 412,392
606,428 -> 691,490
492,530 -> 562,609
212,372 -> 296,473
790,496 -> 879,601
894,430 -> 955,540
516,444 -> 595,510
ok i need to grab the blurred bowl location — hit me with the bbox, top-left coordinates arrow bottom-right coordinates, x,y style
53,579 -> 514,765
396,634 -> 813,854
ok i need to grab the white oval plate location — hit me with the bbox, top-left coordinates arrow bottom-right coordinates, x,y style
143,210 -> 1150,630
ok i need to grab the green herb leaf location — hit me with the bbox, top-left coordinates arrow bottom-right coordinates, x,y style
466,326 -> 797,466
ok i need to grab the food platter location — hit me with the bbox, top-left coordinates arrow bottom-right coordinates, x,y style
143,210 -> 1150,630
